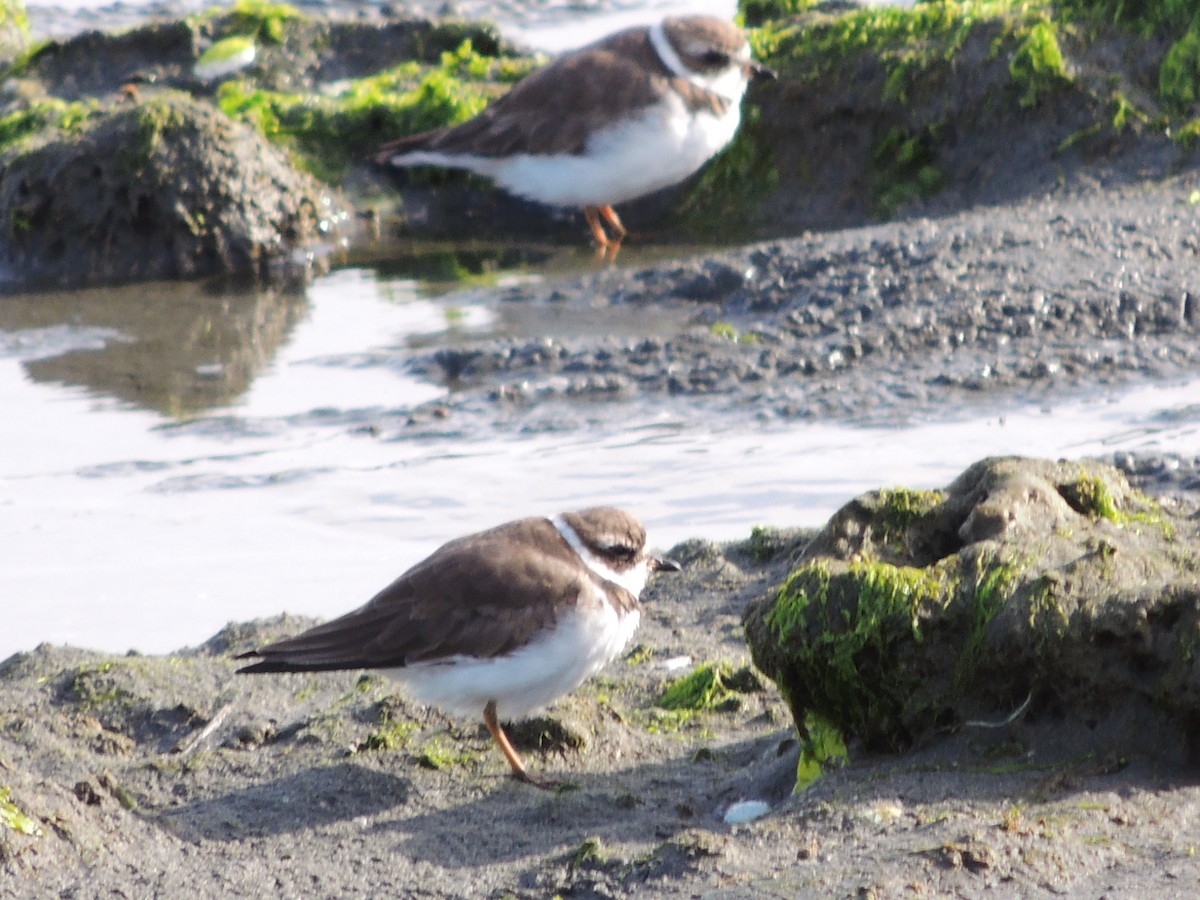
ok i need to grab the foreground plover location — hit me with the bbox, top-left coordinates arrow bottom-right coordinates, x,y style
376,15 -> 775,254
237,507 -> 680,787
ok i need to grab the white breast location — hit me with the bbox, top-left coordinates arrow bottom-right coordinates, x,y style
476,92 -> 742,208
382,597 -> 640,721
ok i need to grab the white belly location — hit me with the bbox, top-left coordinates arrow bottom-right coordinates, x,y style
494,94 -> 742,207
383,602 -> 640,721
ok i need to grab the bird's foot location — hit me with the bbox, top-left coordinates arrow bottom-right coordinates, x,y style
583,206 -> 624,262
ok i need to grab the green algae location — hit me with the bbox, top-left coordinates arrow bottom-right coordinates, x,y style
795,710 -> 848,790
720,1 -> 1074,222
727,0 -> 1200,226
416,737 -> 476,770
873,125 -> 948,217
657,662 -> 762,713
203,0 -> 303,44
0,0 -> 29,68
358,717 -> 417,753
69,661 -> 136,709
764,558 -> 957,749
955,553 -> 1023,687
740,524 -> 808,562
1059,470 -> 1177,538
1057,0 -> 1200,35
1159,29 -> 1200,113
755,532 -> 1038,755
877,487 -> 945,537
568,836 -> 606,872
1009,19 -> 1072,108
0,0 -> 28,32
0,787 -> 40,837
709,321 -> 760,343
1060,472 -> 1120,521
740,0 -> 817,28
657,663 -> 740,712
216,38 -> 533,180
0,98 -> 95,153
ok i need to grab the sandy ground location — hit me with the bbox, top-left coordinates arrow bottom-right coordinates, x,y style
3,517 -> 1200,897
4,6 -> 1200,896
3,174 -> 1199,898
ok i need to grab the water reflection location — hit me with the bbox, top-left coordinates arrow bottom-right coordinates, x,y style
0,279 -> 307,416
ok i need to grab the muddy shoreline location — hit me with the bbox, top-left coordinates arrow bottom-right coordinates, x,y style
3,491 -> 1200,897
4,3 -> 1200,896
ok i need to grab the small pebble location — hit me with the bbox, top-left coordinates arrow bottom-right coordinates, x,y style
724,800 -> 770,824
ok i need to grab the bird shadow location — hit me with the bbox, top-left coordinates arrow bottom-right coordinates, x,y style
368,729 -> 803,868
156,761 -> 411,842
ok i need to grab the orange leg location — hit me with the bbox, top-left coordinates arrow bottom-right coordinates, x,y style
583,206 -> 611,248
597,205 -> 626,241
483,700 -> 557,790
582,206 -> 624,261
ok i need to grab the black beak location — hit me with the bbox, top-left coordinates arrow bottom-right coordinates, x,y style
652,557 -> 682,573
746,61 -> 777,83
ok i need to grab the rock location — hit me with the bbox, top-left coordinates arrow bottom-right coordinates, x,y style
744,457 -> 1200,761
0,90 -> 346,290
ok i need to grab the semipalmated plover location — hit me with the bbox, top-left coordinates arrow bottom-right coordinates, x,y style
375,15 -> 775,254
237,507 -> 680,788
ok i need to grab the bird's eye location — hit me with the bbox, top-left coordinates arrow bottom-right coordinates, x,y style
604,544 -> 638,560
700,49 -> 731,67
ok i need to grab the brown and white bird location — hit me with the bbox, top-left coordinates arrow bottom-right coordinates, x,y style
375,15 -> 775,254
237,507 -> 680,787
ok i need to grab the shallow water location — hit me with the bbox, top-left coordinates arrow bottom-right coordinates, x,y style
5,0 -> 1197,660
24,0 -> 740,48
2,254 -> 1198,660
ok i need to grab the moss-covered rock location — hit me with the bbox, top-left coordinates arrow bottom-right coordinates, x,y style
690,0 -> 1200,235
0,91 -> 345,288
0,6 -> 523,289
744,457 -> 1200,761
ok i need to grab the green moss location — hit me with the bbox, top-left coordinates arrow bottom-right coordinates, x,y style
759,1 -> 1034,84
69,661 -> 135,708
764,558 -> 955,748
216,39 -> 532,180
1056,0 -> 1199,35
207,0 -> 304,44
873,124 -> 948,217
1061,472 -> 1120,520
876,486 -> 945,542
736,0 -> 1200,222
624,643 -> 654,666
0,786 -> 39,836
1111,91 -> 1153,131
1,0 -> 29,38
955,553 -> 1023,687
1056,472 -> 1176,537
1159,28 -> 1200,113
416,737 -> 476,770
1174,117 -> 1200,144
1027,573 -> 1069,650
358,718 -> 417,753
742,524 -> 806,562
709,321 -> 759,343
740,0 -> 817,28
134,96 -> 191,159
0,98 -> 95,153
795,710 -> 848,790
1009,19 -> 1072,107
657,662 -> 746,712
